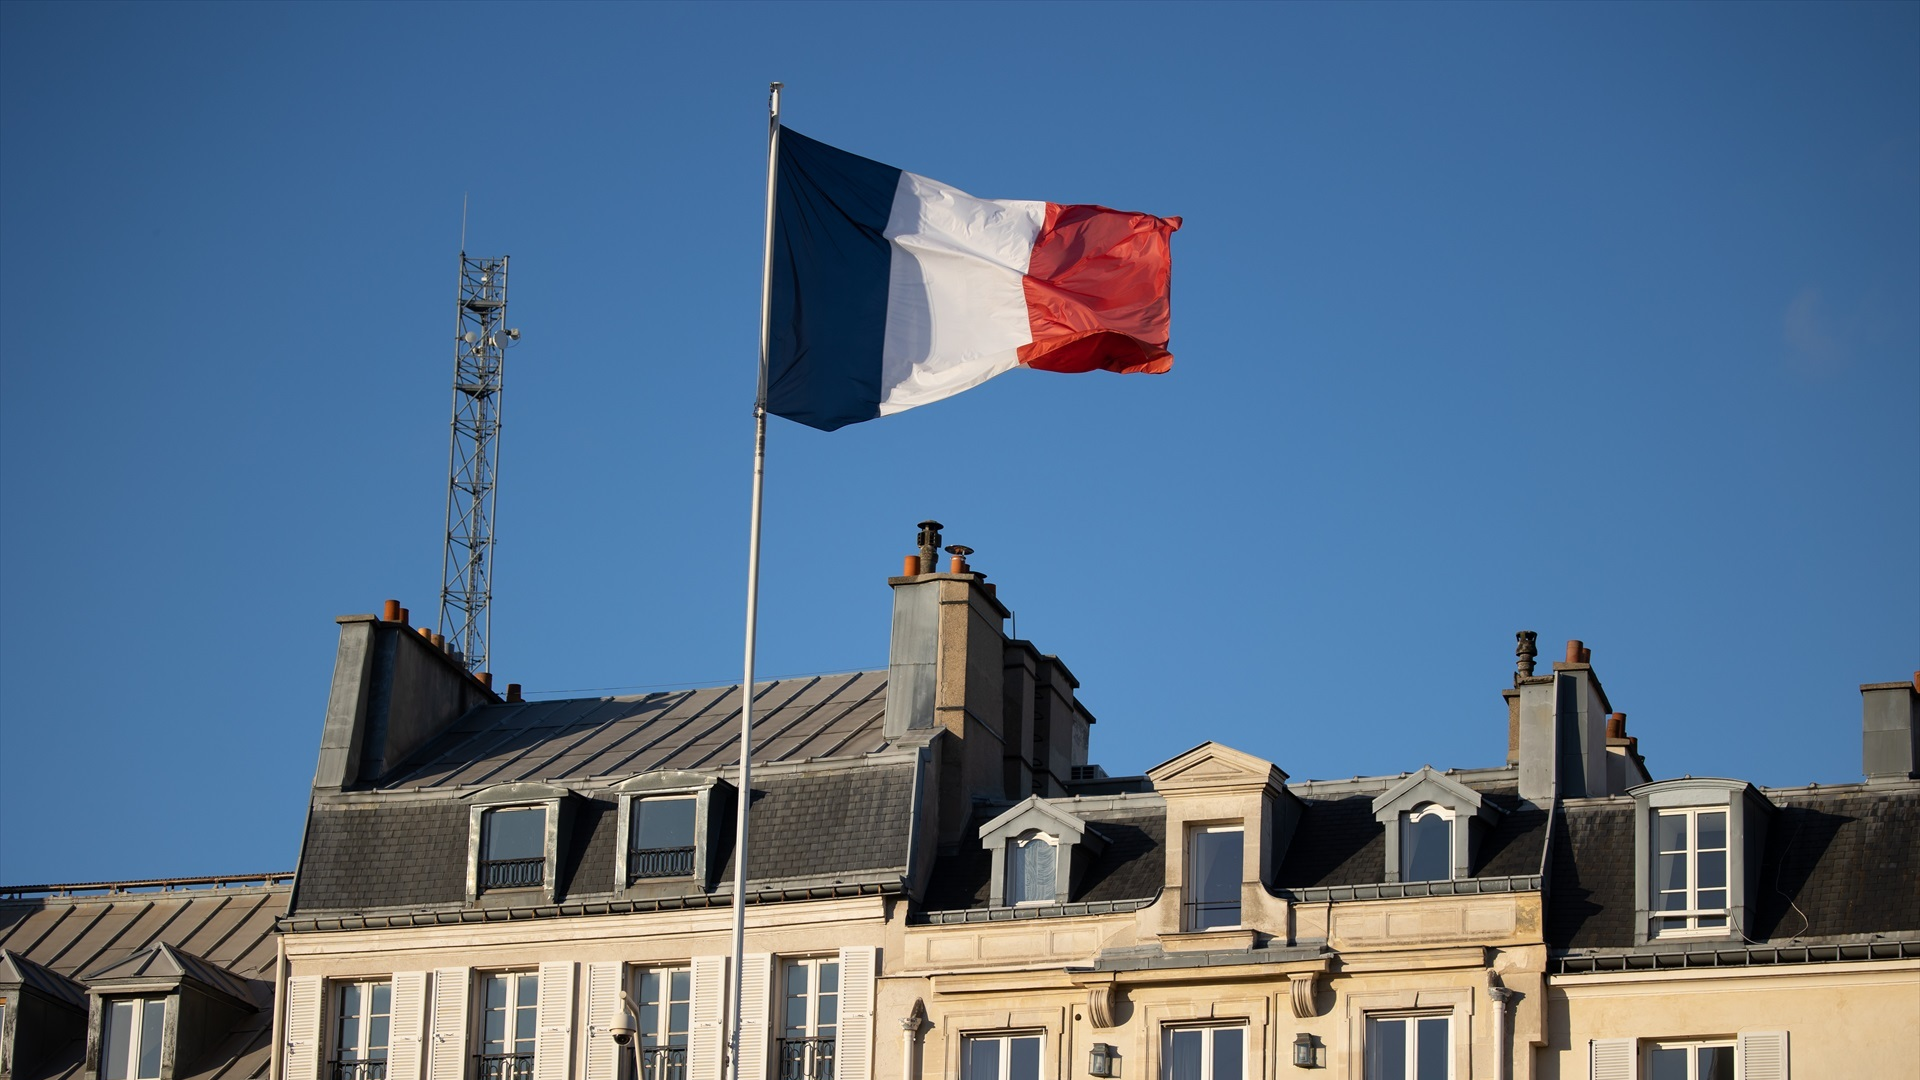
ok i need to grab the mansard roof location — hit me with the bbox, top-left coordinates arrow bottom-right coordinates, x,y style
0,948 -> 86,1010
85,941 -> 257,1010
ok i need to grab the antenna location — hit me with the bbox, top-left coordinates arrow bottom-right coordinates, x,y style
439,252 -> 519,675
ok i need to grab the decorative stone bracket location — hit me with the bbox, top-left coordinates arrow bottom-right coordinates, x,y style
1088,984 -> 1121,1028
1289,971 -> 1321,1019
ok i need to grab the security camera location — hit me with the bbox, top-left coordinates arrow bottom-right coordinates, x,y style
609,1018 -> 635,1046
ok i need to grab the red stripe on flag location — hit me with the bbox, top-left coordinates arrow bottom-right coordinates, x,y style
1017,203 -> 1181,375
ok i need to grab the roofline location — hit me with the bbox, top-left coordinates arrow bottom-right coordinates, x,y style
0,872 -> 294,901
280,878 -> 903,932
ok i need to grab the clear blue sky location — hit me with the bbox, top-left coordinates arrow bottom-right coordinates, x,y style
2,2 -> 1914,884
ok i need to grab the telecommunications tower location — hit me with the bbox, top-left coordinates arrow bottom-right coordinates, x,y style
438,253 -> 518,675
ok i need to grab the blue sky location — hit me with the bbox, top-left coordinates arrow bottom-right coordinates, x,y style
1,2 -> 1914,884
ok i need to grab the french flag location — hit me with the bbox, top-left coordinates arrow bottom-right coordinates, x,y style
765,128 -> 1181,431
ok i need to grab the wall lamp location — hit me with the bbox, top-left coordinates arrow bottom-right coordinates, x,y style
1292,1033 -> 1322,1069
1088,1043 -> 1119,1078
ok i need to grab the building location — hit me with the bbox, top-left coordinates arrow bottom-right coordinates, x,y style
8,525 -> 1917,1080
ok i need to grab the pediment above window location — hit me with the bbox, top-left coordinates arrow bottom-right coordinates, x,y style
1371,766 -> 1504,883
978,796 -> 1108,906
1147,742 -> 1288,797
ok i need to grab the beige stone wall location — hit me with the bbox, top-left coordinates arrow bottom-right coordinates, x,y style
1539,961 -> 1920,1080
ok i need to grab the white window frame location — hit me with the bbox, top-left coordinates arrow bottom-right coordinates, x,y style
1650,807 -> 1729,937
779,957 -> 840,1080
961,1032 -> 1045,1080
1643,1038 -> 1735,1080
464,783 -> 571,904
1006,832 -> 1059,906
1158,1024 -> 1246,1080
331,979 -> 394,1078
1184,824 -> 1244,931
628,965 -> 692,1080
1362,1011 -> 1452,1080
475,971 -> 541,1080
1399,804 -> 1457,883
100,996 -> 168,1080
627,797 -> 699,883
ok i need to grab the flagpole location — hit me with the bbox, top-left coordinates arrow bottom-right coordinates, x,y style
729,79 -> 781,1080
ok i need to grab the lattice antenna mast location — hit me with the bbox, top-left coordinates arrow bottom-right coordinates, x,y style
439,253 -> 518,674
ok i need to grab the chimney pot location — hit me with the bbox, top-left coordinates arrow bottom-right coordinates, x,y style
478,671 -> 492,689
1566,639 -> 1584,664
383,599 -> 401,622
1515,630 -> 1538,679
1580,647 -> 1592,664
399,607 -> 409,626
506,682 -> 523,703
902,554 -> 921,578
1607,712 -> 1627,739
418,625 -> 432,639
430,632 -> 445,649
946,544 -> 974,574
916,520 -> 944,575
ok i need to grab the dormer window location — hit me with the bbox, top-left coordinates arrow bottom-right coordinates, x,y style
1371,766 -> 1502,885
1631,778 -> 1770,944
102,997 -> 166,1080
482,807 -> 547,889
630,796 -> 697,879
1401,804 -> 1455,883
611,773 -> 730,894
1006,831 -> 1059,904
464,783 -> 572,903
1186,825 -> 1243,930
1651,807 -> 1729,935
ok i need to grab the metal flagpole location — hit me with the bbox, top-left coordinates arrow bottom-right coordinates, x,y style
729,79 -> 782,1080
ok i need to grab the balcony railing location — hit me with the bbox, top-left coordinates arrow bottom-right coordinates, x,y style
629,846 -> 695,880
474,1053 -> 535,1080
331,1060 -> 388,1080
635,1046 -> 688,1080
1183,898 -> 1240,931
778,1037 -> 835,1080
480,857 -> 544,889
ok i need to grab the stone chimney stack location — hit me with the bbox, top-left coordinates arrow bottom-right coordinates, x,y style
1861,678 -> 1920,782
1517,637 -> 1621,802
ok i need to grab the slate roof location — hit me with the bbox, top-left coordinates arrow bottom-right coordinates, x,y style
378,672 -> 889,789
1273,786 -> 1547,890
921,805 -> 1165,913
0,876 -> 288,1080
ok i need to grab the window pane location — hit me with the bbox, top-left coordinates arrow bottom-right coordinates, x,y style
783,965 -> 808,1037
1010,1037 -> 1041,1080
1657,889 -> 1687,911
635,799 -> 697,849
486,975 -> 509,1009
819,962 -> 838,995
1211,1028 -> 1243,1080
1696,850 -> 1727,889
964,1039 -> 1001,1080
1697,812 -> 1727,851
1655,813 -> 1687,853
1012,837 -> 1056,903
1405,814 -> 1451,882
1697,889 -> 1727,911
105,1000 -> 135,1080
518,975 -> 540,1009
138,999 -> 166,1079
1166,1029 -> 1202,1080
486,808 -> 547,860
372,983 -> 391,1016
1191,829 -> 1242,929
1413,1018 -> 1446,1080
1698,1046 -> 1735,1080
1366,1018 -> 1406,1080
1647,1048 -> 1687,1080
1697,915 -> 1727,928
1657,852 -> 1688,891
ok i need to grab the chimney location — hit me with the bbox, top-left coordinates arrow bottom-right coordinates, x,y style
1518,636 -> 1616,801
1861,679 -> 1919,781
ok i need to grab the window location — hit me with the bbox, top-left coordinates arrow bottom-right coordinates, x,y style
101,997 -> 167,1080
1161,1025 -> 1243,1080
1646,1040 -> 1734,1080
1400,805 -> 1453,883
1364,1014 -> 1449,1080
630,967 -> 691,1080
1006,832 -> 1058,905
779,957 -> 838,1080
964,1034 -> 1042,1080
475,972 -> 538,1080
1651,808 -> 1728,935
481,807 -> 547,890
630,798 -> 697,881
1185,826 -> 1242,930
332,981 -> 392,1080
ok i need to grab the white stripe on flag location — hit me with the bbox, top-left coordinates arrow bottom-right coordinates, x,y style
879,171 -> 1044,416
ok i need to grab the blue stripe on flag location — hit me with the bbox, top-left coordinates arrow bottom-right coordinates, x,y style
766,127 -> 902,431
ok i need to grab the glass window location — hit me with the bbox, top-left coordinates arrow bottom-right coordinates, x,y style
1186,826 -> 1243,930
779,958 -> 839,1080
102,997 -> 167,1080
1365,1014 -> 1449,1080
333,981 -> 393,1080
477,972 -> 539,1080
963,1034 -> 1042,1080
1401,806 -> 1452,882
632,967 -> 691,1080
1161,1025 -> 1243,1080
630,798 -> 697,880
1007,832 -> 1058,904
1652,808 -> 1729,935
481,808 -> 547,890
1646,1040 -> 1734,1080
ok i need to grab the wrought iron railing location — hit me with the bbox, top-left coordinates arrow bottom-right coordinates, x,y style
1183,898 -> 1240,931
474,1053 -> 535,1080
635,1046 -> 688,1080
330,1060 -> 388,1080
778,1037 -> 835,1080
480,857 -> 544,889
629,846 -> 695,880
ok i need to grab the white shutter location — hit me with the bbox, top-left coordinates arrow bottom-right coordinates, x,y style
430,969 -> 472,1080
584,963 -> 624,1080
1589,1039 -> 1637,1080
389,972 -> 432,1080
735,955 -> 772,1080
834,948 -> 877,1080
689,956 -> 728,1080
285,976 -> 325,1080
535,962 -> 578,1080
1737,1031 -> 1789,1080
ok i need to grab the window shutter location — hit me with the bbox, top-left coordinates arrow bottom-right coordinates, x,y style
735,955 -> 772,1080
834,948 -> 877,1080
535,962 -> 578,1080
1589,1038 -> 1637,1080
1738,1031 -> 1789,1080
389,972 -> 432,1080
285,976 -> 325,1080
430,969 -> 471,1080
689,956 -> 727,1080
583,963 -> 624,1080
